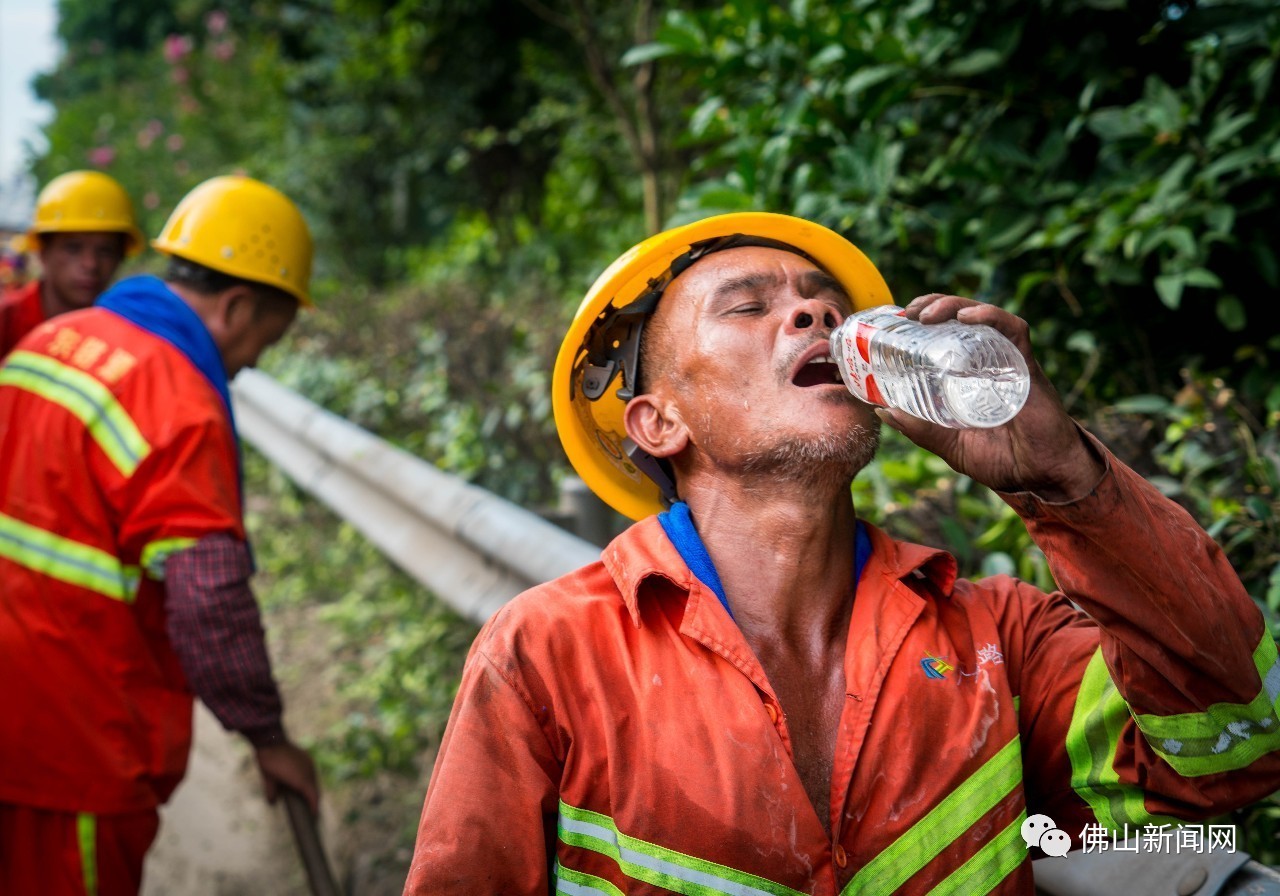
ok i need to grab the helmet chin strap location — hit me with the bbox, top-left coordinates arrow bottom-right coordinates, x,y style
574,234 -> 823,508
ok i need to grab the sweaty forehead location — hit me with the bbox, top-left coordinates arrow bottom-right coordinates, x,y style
655,245 -> 845,319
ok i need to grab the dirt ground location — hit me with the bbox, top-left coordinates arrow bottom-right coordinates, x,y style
141,601 -> 431,896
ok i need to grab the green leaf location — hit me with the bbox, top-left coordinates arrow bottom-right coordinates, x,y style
1205,205 -> 1236,237
1111,395 -> 1174,415
1183,267 -> 1223,289
620,42 -> 679,66
947,49 -> 1003,77
1206,109 -> 1255,148
843,65 -> 900,98
809,44 -> 846,70
689,97 -> 724,137
1154,155 -> 1195,201
1198,148 -> 1258,184
1160,226 -> 1199,259
1088,107 -> 1146,140
1066,330 -> 1097,354
1216,295 -> 1247,331
1155,273 -> 1185,309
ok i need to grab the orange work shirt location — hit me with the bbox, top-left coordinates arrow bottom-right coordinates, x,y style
0,305 -> 244,814
404,442 -> 1280,895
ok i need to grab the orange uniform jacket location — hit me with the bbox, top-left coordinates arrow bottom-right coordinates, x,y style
0,299 -> 244,814
405,442 -> 1280,895
0,280 -> 45,357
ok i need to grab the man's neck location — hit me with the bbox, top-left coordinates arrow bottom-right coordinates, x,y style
679,475 -> 859,650
39,281 -> 74,319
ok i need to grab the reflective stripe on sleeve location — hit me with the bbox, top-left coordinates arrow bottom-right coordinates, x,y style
1131,633 -> 1280,777
1065,649 -> 1180,830
557,801 -> 808,896
0,350 -> 150,478
140,536 -> 200,580
841,735 -> 1025,896
0,511 -> 140,602
77,812 -> 98,896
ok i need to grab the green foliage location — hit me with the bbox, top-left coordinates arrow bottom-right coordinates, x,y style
1105,358 -> 1280,615
244,446 -> 477,780
264,248 -> 569,507
35,1 -> 288,242
651,0 -> 1280,400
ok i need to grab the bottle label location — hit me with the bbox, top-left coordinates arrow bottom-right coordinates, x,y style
835,309 -> 903,407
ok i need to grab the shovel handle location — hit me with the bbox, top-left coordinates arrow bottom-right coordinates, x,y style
283,787 -> 344,896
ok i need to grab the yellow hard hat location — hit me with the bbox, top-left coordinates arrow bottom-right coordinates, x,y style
553,212 -> 894,521
27,171 -> 144,256
152,175 -> 313,306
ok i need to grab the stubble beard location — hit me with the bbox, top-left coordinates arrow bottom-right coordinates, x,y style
737,414 -> 882,493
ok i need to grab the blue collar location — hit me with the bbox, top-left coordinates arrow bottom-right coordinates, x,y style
657,502 -> 871,621
96,275 -> 235,430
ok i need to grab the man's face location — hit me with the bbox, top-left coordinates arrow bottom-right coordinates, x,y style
640,245 -> 880,481
38,232 -> 126,311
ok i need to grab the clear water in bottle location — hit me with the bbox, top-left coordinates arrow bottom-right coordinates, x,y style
829,307 -> 1030,428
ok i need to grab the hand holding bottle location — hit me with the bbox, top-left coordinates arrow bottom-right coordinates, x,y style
870,294 -> 1105,502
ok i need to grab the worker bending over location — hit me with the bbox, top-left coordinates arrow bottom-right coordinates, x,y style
0,175 -> 319,896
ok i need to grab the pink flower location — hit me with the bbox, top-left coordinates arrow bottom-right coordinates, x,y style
136,130 -> 155,150
166,134 -> 185,152
143,192 -> 160,210
163,34 -> 193,64
178,95 -> 201,115
88,146 -> 116,167
171,66 -> 189,85
206,10 -> 229,35
211,39 -> 236,62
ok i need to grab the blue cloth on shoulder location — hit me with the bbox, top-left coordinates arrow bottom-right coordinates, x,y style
96,274 -> 235,431
658,501 -> 871,622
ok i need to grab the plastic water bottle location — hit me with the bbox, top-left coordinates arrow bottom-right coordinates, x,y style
829,307 -> 1030,428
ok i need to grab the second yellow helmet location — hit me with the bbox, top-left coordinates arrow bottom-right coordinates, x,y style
152,175 -> 314,306
27,171 -> 144,256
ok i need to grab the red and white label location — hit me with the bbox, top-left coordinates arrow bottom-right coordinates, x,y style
836,309 -> 902,407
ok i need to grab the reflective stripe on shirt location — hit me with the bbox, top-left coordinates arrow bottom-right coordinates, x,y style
841,735 -> 1025,896
1066,649 -> 1179,830
556,735 -> 1026,896
1132,633 -> 1280,777
0,350 -> 150,478
558,800 -> 808,896
555,861 -> 625,896
0,511 -> 140,601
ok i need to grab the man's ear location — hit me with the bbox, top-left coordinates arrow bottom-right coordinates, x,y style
210,285 -> 259,338
624,394 -> 689,459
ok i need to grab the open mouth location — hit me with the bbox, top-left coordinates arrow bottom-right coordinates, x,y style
792,354 -> 844,388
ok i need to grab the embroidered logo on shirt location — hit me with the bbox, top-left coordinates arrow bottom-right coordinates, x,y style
921,653 -> 954,679
976,643 -> 1005,666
